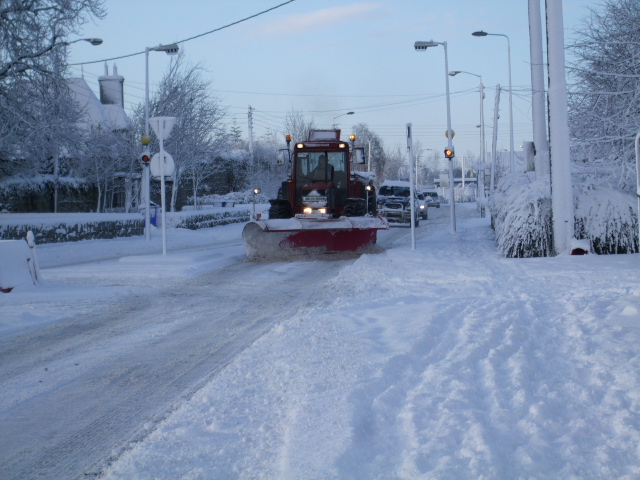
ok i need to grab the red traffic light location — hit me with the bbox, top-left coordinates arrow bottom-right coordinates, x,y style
141,152 -> 150,163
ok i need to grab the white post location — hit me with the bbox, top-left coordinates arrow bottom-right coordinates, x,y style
144,48 -> 151,241
479,79 -> 486,216
407,123 -> 416,250
547,0 -> 574,255
149,117 -> 177,256
157,135 -> 167,255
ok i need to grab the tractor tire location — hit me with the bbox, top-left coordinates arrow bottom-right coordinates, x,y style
268,199 -> 292,219
344,198 -> 366,217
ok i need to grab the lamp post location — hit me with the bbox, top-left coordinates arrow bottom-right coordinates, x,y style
53,38 -> 103,213
252,187 -> 261,220
332,111 -> 354,127
449,70 -> 487,217
415,40 -> 456,233
472,30 -> 514,172
143,43 -> 179,241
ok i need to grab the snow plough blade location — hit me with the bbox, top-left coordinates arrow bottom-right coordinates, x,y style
242,216 -> 388,259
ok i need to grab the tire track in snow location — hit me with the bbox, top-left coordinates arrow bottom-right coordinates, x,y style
0,253 -> 358,480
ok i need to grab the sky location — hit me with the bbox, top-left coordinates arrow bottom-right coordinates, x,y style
68,0 -> 596,169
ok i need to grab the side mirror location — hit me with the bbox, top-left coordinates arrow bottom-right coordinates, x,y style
276,148 -> 290,165
352,147 -> 366,164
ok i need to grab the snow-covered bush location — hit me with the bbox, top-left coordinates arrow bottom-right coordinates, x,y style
490,174 -> 638,257
574,184 -> 637,254
490,173 -> 553,258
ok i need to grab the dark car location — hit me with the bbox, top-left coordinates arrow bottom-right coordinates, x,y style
377,180 -> 421,225
422,190 -> 440,208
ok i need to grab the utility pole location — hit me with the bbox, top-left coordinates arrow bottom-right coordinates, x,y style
248,105 -> 255,177
491,85 -> 501,192
529,0 -> 550,177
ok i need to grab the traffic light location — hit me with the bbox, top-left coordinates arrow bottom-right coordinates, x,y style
140,149 -> 151,165
444,146 -> 455,159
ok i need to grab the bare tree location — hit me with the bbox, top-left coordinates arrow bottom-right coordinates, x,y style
0,0 -> 105,80
284,109 -> 315,145
144,54 -> 226,211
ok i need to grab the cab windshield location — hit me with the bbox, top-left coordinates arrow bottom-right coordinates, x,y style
379,186 -> 410,197
296,151 -> 347,184
295,150 -> 348,212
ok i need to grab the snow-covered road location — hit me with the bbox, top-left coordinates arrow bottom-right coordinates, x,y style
2,204 -> 640,479
0,222 -> 381,479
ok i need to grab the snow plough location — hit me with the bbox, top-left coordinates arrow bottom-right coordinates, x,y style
243,129 -> 388,258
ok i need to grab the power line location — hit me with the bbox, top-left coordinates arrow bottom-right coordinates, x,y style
68,0 -> 296,66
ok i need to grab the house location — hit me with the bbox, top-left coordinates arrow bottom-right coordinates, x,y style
67,64 -> 137,211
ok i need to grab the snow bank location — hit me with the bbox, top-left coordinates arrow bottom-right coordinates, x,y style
0,235 -> 39,292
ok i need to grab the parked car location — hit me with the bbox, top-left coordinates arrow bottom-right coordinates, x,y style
377,180 -> 421,226
422,189 -> 440,208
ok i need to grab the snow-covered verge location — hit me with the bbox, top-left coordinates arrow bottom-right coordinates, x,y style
92,204 -> 640,480
490,173 -> 638,257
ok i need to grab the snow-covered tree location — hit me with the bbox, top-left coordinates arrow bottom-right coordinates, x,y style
0,0 -> 105,81
350,123 -> 385,178
567,0 -> 640,191
0,0 -> 106,205
142,54 -> 226,211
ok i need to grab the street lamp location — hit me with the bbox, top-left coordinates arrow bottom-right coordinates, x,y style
332,111 -> 354,127
449,70 -> 487,217
142,43 -> 179,241
472,30 -> 514,172
64,37 -> 103,47
414,40 -> 456,233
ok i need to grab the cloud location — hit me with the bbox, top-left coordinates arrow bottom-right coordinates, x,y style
262,2 -> 384,36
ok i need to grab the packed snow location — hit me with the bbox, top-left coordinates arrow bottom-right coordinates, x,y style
2,203 -> 640,479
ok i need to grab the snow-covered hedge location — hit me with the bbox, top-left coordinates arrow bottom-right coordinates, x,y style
574,184 -> 638,254
490,173 -> 638,257
0,213 -> 144,244
490,173 -> 553,258
166,208 -> 250,230
0,207 -> 251,244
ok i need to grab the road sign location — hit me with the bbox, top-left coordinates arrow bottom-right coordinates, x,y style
150,152 -> 175,178
149,116 -> 176,142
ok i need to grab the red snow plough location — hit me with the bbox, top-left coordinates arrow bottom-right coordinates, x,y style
243,129 -> 388,258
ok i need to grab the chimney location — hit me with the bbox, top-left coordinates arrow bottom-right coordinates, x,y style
98,63 -> 124,107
